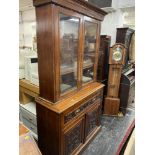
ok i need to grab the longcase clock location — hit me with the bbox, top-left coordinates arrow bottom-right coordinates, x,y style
104,44 -> 126,115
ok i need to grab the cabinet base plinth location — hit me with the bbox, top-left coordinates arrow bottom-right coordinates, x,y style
104,97 -> 120,116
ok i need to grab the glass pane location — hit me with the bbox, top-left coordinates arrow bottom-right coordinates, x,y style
59,14 -> 79,94
82,21 -> 97,84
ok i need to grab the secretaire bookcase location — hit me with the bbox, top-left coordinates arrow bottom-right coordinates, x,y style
33,0 -> 107,154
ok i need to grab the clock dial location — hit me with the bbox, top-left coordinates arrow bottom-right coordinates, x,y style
112,47 -> 122,62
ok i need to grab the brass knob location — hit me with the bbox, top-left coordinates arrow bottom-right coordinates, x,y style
75,109 -> 80,114
92,98 -> 96,102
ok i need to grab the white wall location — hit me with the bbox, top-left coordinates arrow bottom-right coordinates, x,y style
101,0 -> 135,46
101,10 -> 124,46
122,7 -> 135,29
21,9 -> 35,22
19,8 -> 36,48
118,0 -> 135,8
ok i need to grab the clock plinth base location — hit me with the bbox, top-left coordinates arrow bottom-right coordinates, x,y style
104,97 -> 120,116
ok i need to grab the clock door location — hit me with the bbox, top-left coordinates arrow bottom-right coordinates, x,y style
107,65 -> 122,97
82,17 -> 100,85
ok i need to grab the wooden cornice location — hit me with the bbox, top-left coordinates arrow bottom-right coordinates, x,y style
33,0 -> 107,21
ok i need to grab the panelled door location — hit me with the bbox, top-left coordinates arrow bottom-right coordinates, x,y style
63,117 -> 84,155
85,104 -> 100,141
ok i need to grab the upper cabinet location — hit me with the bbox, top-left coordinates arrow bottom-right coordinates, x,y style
33,0 -> 107,103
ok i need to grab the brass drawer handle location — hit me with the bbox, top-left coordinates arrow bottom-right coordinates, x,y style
75,109 -> 80,114
30,127 -> 34,130
92,98 -> 96,102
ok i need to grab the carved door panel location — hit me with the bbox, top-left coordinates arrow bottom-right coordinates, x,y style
63,117 -> 84,155
85,105 -> 99,140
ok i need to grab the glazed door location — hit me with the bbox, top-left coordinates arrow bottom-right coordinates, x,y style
82,16 -> 100,85
58,7 -> 83,96
57,9 -> 101,97
85,105 -> 100,141
63,117 -> 84,155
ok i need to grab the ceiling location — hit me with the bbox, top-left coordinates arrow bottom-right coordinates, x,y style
19,0 -> 33,11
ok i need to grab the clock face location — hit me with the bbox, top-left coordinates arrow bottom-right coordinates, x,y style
112,47 -> 122,62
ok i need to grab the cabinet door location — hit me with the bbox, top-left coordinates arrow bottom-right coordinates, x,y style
85,105 -> 100,140
82,17 -> 100,85
58,8 -> 82,95
63,118 -> 84,155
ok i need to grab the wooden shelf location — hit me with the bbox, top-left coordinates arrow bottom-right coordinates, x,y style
83,63 -> 93,69
20,79 -> 39,93
61,67 -> 74,75
19,79 -> 39,104
61,63 -> 93,75
86,53 -> 95,57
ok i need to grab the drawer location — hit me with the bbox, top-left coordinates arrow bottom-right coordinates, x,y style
19,112 -> 23,122
29,122 -> 38,134
64,92 -> 102,124
22,117 -> 31,129
22,117 -> 37,134
20,107 -> 37,126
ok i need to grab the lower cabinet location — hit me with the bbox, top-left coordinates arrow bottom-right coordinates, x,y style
36,87 -> 104,155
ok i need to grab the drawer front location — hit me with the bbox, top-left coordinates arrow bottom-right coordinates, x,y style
22,117 -> 31,129
20,107 -> 37,126
29,122 -> 38,134
64,92 -> 102,124
22,117 -> 37,134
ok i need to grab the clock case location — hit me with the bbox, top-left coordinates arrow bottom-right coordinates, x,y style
104,44 -> 126,116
